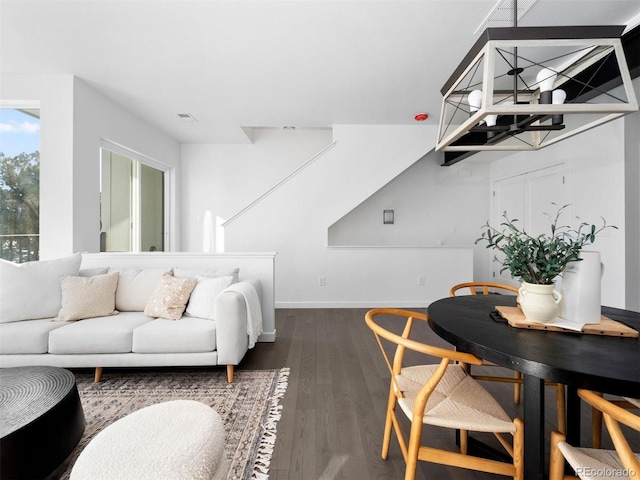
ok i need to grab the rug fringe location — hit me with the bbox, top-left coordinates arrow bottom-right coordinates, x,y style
251,367 -> 290,480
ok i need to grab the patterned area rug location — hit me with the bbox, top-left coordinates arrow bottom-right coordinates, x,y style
60,368 -> 289,480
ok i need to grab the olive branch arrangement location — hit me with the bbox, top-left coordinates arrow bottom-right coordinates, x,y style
475,203 -> 616,285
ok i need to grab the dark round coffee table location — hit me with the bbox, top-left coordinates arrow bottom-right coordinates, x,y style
0,366 -> 85,480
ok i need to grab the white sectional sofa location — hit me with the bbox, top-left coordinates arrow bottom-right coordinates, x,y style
0,252 -> 276,382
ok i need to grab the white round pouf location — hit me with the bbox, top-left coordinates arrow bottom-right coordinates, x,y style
70,400 -> 227,480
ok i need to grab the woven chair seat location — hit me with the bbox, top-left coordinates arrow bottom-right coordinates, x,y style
557,442 -> 640,480
396,364 -> 516,433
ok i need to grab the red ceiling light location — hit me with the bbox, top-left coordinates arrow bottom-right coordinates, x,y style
414,113 -> 429,121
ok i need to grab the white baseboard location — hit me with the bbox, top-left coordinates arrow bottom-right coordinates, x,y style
257,329 -> 277,342
275,301 -> 432,309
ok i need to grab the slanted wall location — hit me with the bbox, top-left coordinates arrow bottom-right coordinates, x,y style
220,124 -> 475,307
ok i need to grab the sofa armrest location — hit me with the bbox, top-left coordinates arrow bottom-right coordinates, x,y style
214,279 -> 261,365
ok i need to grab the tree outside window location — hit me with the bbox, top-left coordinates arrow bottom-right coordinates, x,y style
0,108 -> 40,262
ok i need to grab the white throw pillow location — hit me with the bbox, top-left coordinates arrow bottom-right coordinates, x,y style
186,275 -> 234,320
0,253 -> 82,323
110,268 -> 169,311
56,272 -> 119,321
144,273 -> 197,320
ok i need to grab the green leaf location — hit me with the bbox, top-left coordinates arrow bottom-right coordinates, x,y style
477,203 -> 616,284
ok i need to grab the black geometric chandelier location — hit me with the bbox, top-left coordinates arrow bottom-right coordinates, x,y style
436,8 -> 638,155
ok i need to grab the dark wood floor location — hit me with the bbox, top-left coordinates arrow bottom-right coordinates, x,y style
241,308 -> 639,480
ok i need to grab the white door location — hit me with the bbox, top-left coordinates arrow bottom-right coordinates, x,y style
491,164 -> 568,285
491,174 -> 526,285
526,165 -> 568,237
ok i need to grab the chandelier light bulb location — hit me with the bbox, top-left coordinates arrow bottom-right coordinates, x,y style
485,114 -> 498,139
537,68 -> 557,104
552,89 -> 567,105
468,90 -> 483,113
552,89 -> 567,125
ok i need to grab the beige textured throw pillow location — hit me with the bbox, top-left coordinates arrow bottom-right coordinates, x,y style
56,272 -> 120,321
144,273 -> 197,320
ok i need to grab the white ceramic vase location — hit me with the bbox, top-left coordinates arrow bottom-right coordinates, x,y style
518,282 -> 563,323
556,251 -> 602,324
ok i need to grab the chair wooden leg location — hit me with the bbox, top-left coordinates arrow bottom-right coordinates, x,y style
514,371 -> 522,405
592,392 -> 603,448
226,365 -> 234,383
556,383 -> 566,435
460,429 -> 468,455
549,430 -> 566,480
382,386 -> 396,459
513,418 -> 524,480
404,414 -> 423,480
592,408 -> 603,448
94,367 -> 103,383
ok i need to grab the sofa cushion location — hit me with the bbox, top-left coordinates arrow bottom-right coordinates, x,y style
173,267 -> 239,284
48,312 -> 151,354
144,274 -> 197,320
79,267 -> 109,277
132,317 -> 217,353
110,269 -> 169,311
185,276 -> 233,320
0,253 -> 82,323
0,319 -> 68,354
56,272 -> 119,321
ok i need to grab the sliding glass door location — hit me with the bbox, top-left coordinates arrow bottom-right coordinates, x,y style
140,163 -> 164,252
100,148 -> 165,252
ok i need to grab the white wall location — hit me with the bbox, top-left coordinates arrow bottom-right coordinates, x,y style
181,127 -> 333,252
328,150 -> 492,286
0,74 -> 181,258
328,151 -> 490,251
181,117 -> 636,309
73,78 -> 182,253
624,111 -> 640,311
182,125 -> 474,307
1,74 -> 75,259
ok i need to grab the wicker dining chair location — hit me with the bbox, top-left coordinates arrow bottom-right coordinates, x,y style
365,308 -> 524,480
449,282 -> 521,297
450,281 -> 566,433
549,389 -> 639,480
450,282 -> 523,398
591,394 -> 640,449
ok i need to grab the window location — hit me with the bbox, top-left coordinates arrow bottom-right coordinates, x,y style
0,107 -> 40,262
100,144 -> 167,252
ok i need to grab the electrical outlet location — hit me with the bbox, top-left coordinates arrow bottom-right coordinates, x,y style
319,276 -> 326,286
418,276 -> 425,286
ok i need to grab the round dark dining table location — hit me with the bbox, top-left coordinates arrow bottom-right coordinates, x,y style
428,294 -> 639,480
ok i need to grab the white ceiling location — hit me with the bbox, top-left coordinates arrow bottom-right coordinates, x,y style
1,0 -> 639,144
